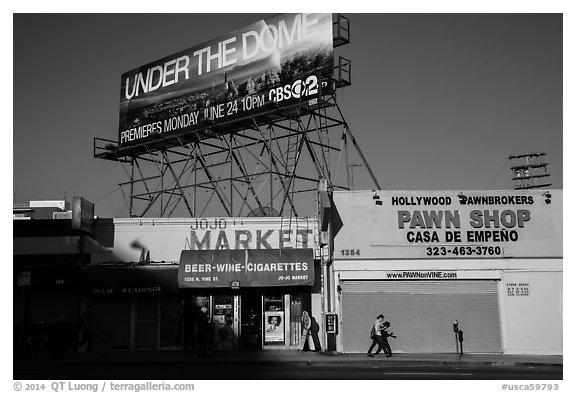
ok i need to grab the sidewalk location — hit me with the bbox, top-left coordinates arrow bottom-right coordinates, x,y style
15,350 -> 563,369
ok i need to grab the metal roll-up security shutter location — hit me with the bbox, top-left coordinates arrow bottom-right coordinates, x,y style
341,280 -> 502,353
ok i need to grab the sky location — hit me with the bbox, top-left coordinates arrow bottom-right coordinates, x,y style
12,11 -> 564,218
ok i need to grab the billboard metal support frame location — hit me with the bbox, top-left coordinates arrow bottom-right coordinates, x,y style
95,92 -> 380,218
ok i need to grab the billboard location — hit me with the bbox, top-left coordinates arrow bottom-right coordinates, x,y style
119,13 -> 334,146
333,190 -> 563,260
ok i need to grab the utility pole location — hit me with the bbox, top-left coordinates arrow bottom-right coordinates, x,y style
509,152 -> 552,190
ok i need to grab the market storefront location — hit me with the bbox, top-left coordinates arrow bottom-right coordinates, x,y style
180,290 -> 314,351
87,216 -> 323,352
331,190 -> 562,355
178,247 -> 318,350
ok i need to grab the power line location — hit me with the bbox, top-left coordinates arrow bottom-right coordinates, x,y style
94,186 -> 122,204
482,160 -> 509,190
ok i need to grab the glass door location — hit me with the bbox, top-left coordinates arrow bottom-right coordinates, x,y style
212,295 -> 236,351
290,294 -> 303,346
240,293 -> 261,349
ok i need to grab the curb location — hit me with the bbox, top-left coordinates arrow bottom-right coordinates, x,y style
298,359 -> 563,368
14,356 -> 563,369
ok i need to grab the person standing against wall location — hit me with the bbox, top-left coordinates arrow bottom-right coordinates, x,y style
197,306 -> 210,357
77,304 -> 93,354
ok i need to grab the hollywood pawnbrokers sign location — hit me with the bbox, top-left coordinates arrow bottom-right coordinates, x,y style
333,190 -> 561,259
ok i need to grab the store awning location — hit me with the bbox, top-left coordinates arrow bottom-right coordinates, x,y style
178,248 -> 314,288
79,264 -> 179,295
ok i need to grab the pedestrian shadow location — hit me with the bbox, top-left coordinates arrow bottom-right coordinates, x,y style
308,317 -> 321,351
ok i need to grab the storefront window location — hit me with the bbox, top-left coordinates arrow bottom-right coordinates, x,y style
135,297 -> 158,349
93,297 -> 131,350
263,295 -> 284,345
160,295 -> 183,348
212,295 -> 233,325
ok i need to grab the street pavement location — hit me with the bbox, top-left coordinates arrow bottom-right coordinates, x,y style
14,350 -> 562,380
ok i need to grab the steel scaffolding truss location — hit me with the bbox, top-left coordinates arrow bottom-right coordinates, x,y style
94,93 -> 380,218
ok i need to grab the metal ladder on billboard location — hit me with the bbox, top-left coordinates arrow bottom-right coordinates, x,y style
315,106 -> 332,182
279,214 -> 305,248
285,118 -> 301,181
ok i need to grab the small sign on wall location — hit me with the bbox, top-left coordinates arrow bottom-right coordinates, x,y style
264,311 -> 285,344
506,282 -> 530,297
17,271 -> 31,287
326,313 -> 338,334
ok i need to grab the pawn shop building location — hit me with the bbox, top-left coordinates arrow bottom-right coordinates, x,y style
330,190 -> 562,355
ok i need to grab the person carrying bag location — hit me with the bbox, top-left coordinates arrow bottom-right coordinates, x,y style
367,314 -> 386,357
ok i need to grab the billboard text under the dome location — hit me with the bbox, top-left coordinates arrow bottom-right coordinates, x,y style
119,13 -> 334,146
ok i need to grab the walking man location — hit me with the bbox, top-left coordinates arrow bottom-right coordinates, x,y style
382,321 -> 397,357
367,314 -> 386,357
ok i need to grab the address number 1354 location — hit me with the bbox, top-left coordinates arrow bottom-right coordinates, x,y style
340,249 -> 360,256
